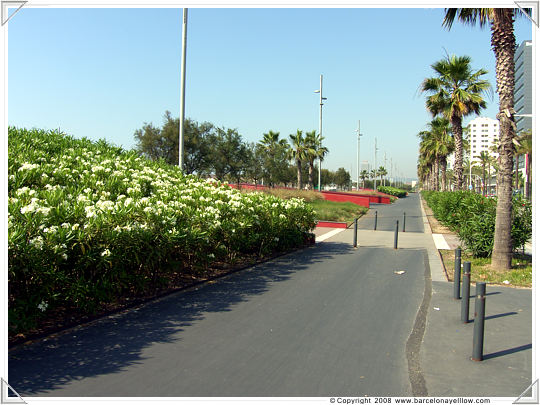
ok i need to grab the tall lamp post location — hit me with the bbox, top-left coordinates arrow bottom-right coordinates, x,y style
178,8 -> 188,170
314,74 -> 327,191
355,120 -> 362,191
374,137 -> 378,190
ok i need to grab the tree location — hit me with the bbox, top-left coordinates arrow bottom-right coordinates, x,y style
245,143 -> 265,186
334,168 -> 351,191
359,169 -> 369,189
288,130 -> 308,190
134,111 -> 214,175
377,166 -> 388,187
443,7 -> 530,269
303,130 -> 329,190
421,54 -> 491,190
211,127 -> 250,185
515,129 -> 532,199
477,151 -> 492,196
321,168 -> 334,189
259,130 -> 291,187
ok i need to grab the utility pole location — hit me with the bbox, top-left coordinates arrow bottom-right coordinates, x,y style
384,152 -> 387,186
178,8 -> 188,170
314,75 -> 327,191
356,120 -> 362,191
374,137 -> 378,190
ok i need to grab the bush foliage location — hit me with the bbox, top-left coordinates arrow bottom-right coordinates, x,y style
8,128 -> 317,334
377,186 -> 408,198
422,191 -> 532,258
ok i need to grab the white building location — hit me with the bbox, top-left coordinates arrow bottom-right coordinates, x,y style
467,116 -> 499,164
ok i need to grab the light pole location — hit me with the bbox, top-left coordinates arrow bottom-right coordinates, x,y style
314,74 -> 327,191
178,8 -> 188,170
374,137 -> 378,190
355,120 -> 362,191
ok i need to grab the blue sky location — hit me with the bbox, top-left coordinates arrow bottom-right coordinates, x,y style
6,5 -> 535,179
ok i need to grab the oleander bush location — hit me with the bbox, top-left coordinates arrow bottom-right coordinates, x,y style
422,190 -> 532,258
377,186 -> 408,198
8,127 -> 316,334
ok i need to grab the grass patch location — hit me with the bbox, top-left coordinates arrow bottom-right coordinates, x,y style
309,200 -> 368,224
243,188 -> 324,203
440,250 -> 532,288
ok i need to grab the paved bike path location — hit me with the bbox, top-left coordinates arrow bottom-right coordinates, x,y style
9,241 -> 426,397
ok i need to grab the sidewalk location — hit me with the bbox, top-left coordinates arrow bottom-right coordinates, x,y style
417,194 -> 533,397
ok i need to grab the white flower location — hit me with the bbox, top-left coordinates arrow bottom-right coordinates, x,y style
101,249 -> 111,257
29,236 -> 44,249
37,301 -> 48,312
18,163 -> 39,171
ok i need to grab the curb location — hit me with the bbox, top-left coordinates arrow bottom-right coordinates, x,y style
418,195 -> 450,282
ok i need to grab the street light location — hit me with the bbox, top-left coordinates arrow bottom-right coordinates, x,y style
178,8 -> 188,170
355,120 -> 362,191
374,137 -> 378,190
314,74 -> 327,191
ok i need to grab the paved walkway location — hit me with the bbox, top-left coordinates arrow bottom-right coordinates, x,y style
8,193 -> 532,398
316,193 -> 533,398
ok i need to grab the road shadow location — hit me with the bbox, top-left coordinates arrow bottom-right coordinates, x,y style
9,242 -> 354,396
483,343 -> 532,360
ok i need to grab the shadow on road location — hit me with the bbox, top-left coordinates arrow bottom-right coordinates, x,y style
9,242 -> 353,395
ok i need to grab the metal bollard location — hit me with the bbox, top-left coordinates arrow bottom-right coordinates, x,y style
374,211 -> 378,231
472,282 -> 487,361
403,212 -> 406,232
453,247 -> 462,300
353,218 -> 358,248
461,262 -> 471,323
394,220 -> 399,249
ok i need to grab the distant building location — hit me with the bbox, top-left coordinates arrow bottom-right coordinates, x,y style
467,117 -> 500,165
515,40 -> 532,135
514,40 -> 532,182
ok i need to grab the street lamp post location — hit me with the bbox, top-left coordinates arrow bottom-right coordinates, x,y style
314,74 -> 327,191
178,8 -> 188,170
374,137 -> 378,190
355,120 -> 362,191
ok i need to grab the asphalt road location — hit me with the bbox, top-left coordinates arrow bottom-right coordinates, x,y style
9,240 -> 428,397
358,193 -> 424,233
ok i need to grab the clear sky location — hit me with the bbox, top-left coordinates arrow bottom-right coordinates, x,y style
6,3 -> 536,179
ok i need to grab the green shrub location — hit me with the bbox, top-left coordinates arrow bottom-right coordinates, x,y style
377,186 -> 408,198
421,191 -> 532,258
8,127 -> 317,334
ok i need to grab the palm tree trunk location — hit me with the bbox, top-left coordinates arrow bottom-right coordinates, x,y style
296,159 -> 302,190
441,158 -> 447,192
526,153 -> 531,199
308,161 -> 314,190
491,9 -> 516,270
515,154 -> 520,190
451,115 -> 464,190
434,158 -> 440,191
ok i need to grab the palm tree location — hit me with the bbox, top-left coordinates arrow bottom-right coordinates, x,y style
421,54 -> 491,191
288,130 -> 307,190
443,7 -> 530,269
259,130 -> 288,187
377,166 -> 387,187
359,169 -> 369,189
477,151 -> 492,196
305,130 -> 329,190
515,130 -> 532,199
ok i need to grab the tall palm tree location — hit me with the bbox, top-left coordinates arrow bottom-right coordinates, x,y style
515,130 -> 532,199
260,130 -> 288,187
443,7 -> 530,269
477,151 -> 492,196
359,169 -> 369,189
288,130 -> 307,190
304,130 -> 329,190
421,54 -> 491,191
377,166 -> 388,187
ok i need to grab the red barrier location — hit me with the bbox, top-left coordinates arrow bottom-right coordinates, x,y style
316,221 -> 348,228
320,191 -> 370,207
